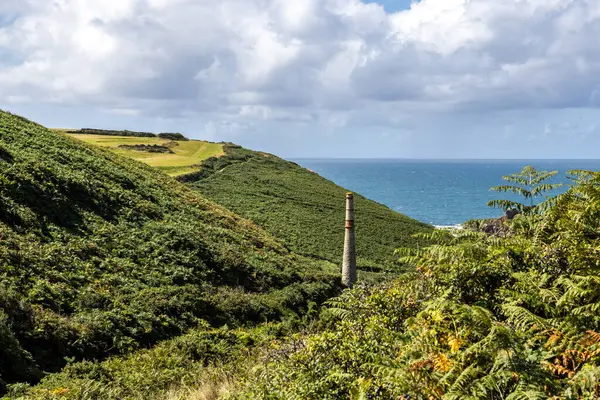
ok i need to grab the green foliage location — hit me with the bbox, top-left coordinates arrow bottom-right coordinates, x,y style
68,128 -> 157,138
230,168 -> 600,399
0,110 -> 340,391
0,310 -> 40,393
184,145 -> 432,271
118,144 -> 174,153
487,165 -> 562,212
157,133 -> 189,141
6,323 -> 282,400
69,129 -> 191,141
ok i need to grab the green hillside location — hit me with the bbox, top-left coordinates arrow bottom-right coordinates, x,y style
227,169 -> 600,399
63,131 -> 433,272
17,167 -> 600,399
183,145 -> 432,270
0,111 -> 339,392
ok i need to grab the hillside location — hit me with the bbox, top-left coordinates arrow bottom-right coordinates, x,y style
61,131 -> 224,176
16,169 -> 600,399
225,170 -> 600,399
182,145 -> 432,270
0,111 -> 339,392
63,132 -> 433,272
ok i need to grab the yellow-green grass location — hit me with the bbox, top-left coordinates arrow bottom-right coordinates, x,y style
65,133 -> 224,176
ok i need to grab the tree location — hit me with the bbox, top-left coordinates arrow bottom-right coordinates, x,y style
487,165 -> 562,213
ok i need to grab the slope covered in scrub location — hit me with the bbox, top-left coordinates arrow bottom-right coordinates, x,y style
226,170 -> 600,399
0,111 -> 339,392
183,145 -> 432,270
19,168 -> 600,399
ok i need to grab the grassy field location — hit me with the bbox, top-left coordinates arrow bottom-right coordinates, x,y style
64,133 -> 224,176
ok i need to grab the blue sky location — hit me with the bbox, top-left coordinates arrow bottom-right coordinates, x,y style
1,0 -> 600,159
366,0 -> 413,12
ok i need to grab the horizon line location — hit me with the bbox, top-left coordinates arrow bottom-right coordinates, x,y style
290,157 -> 600,161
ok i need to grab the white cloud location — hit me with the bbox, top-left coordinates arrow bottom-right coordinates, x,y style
1,0 -> 600,157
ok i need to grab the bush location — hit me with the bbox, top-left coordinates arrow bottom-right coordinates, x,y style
15,323 -> 284,400
0,311 -> 40,391
158,132 -> 189,141
69,128 -> 156,137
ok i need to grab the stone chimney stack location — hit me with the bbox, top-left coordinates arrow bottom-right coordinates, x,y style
342,192 -> 357,288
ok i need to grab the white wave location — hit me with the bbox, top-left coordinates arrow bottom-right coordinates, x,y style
434,224 -> 464,230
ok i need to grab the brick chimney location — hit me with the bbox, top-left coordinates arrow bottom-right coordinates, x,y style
342,193 -> 357,288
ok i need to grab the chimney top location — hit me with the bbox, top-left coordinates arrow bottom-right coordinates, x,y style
346,192 -> 353,198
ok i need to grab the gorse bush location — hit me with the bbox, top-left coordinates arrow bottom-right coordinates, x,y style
0,110 -> 340,392
231,169 -> 600,399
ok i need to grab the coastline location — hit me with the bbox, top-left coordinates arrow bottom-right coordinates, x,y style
434,224 -> 464,230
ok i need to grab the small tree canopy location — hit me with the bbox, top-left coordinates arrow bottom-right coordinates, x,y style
487,166 -> 562,213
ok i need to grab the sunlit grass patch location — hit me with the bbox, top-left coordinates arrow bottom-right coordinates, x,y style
65,133 -> 224,176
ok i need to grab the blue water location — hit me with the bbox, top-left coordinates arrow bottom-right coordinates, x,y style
293,159 -> 600,226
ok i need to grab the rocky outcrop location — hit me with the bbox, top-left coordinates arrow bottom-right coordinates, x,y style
505,209 -> 520,220
466,209 -> 521,237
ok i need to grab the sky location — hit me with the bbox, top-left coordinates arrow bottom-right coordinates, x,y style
1,0 -> 600,159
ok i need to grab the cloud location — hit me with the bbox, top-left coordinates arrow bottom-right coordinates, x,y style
1,0 -> 600,154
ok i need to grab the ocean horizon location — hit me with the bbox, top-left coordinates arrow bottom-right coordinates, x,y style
293,158 -> 600,226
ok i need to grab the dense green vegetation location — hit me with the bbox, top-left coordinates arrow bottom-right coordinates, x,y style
14,107 -> 594,399
67,129 -> 190,141
22,166 -> 600,400
0,110 -> 340,393
7,321 -> 289,400
227,168 -> 600,399
63,133 -> 431,269
157,133 -> 189,141
66,128 -> 157,138
184,145 -> 432,270
118,144 -> 174,154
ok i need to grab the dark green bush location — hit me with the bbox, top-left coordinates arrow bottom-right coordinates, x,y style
69,128 -> 157,137
157,132 -> 189,141
14,323 -> 285,400
0,311 -> 40,392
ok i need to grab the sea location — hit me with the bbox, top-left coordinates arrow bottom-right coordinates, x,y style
293,159 -> 600,226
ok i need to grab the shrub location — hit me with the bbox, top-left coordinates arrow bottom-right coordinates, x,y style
69,128 -> 157,137
158,132 -> 189,141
